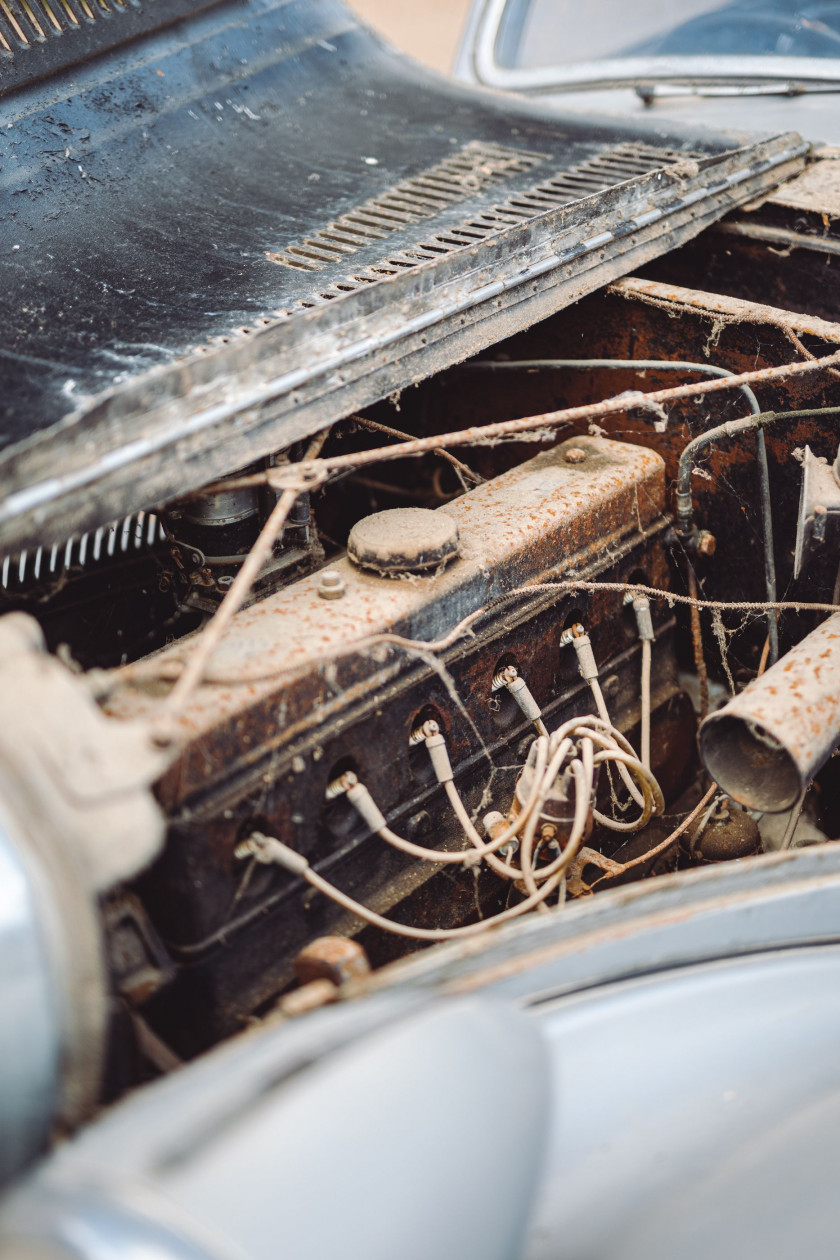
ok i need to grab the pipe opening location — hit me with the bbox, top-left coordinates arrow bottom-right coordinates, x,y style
700,714 -> 802,813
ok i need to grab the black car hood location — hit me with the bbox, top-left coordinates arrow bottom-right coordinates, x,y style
0,0 -> 806,553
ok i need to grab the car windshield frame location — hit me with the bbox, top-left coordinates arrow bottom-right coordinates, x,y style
470,0 -> 840,93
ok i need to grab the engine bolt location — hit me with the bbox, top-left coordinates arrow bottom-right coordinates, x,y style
293,936 -> 371,988
318,569 -> 346,600
564,447 -> 587,464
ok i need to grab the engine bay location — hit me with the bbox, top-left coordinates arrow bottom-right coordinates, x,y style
9,0 -> 840,1248
4,161 -> 840,1121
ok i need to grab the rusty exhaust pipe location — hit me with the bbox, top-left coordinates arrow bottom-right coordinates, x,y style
699,612 -> 840,813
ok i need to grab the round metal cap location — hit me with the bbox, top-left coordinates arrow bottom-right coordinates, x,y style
347,508 -> 459,576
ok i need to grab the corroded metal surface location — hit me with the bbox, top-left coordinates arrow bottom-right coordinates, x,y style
0,0 -> 802,557
110,435 -> 665,804
611,275 -> 840,346
293,937 -> 371,988
104,436 -> 676,1044
700,611 -> 840,812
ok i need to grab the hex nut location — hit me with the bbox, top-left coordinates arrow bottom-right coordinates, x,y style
293,936 -> 371,987
318,569 -> 347,599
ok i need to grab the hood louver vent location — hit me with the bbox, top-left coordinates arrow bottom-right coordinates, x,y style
267,141 -> 545,273
0,0 -> 216,95
275,141 -> 706,308
0,0 -> 122,52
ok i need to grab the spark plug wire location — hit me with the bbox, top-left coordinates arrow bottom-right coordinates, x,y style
237,714 -> 664,941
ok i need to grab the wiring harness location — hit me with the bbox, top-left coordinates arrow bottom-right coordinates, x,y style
235,611 -> 666,941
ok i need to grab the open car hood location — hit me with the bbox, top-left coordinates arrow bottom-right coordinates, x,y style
0,0 -> 806,554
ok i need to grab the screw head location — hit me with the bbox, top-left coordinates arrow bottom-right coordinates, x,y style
318,569 -> 346,600
217,575 -> 235,590
564,447 -> 587,465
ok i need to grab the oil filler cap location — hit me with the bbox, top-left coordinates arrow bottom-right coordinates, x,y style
347,508 -> 459,576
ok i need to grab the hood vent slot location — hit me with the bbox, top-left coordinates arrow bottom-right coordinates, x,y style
276,141 -> 705,308
0,0 -> 220,97
267,140 -> 545,274
0,0 -> 127,52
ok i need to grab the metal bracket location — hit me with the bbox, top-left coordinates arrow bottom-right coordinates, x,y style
793,445 -> 840,578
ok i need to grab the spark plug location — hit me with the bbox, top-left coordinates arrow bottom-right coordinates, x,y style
325,769 -> 358,800
491,664 -> 546,734
410,718 -> 454,784
560,622 -> 599,682
235,832 -> 310,875
324,770 -> 388,834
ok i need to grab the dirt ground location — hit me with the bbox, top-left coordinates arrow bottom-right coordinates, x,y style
345,0 -> 473,75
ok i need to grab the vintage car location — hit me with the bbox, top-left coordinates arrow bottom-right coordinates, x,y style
1,0 -> 840,1255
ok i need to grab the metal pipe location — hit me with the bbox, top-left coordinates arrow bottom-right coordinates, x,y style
713,220 -> 840,259
754,428 -> 778,661
457,358 -> 779,662
675,408 -> 781,666
675,412 -> 776,533
676,406 -> 840,664
699,611 -> 840,813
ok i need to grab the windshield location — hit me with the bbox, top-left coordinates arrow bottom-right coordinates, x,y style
496,1 -> 840,70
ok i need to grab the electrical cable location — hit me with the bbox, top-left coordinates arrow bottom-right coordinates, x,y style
196,357 -> 840,499
591,783 -> 718,886
345,736 -> 550,871
243,831 -> 566,942
237,701 -> 665,939
347,415 -> 483,486
640,638 -> 652,771
566,627 -> 646,809
676,404 -> 840,663
780,793 -> 807,850
153,428 -> 330,733
442,779 -> 523,882
303,714 -> 663,939
624,593 -> 654,770
457,356 -> 780,662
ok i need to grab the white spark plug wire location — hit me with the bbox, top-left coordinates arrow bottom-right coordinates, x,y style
236,713 -> 664,941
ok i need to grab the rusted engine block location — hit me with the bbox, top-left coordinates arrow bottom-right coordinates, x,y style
108,436 -> 692,1052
